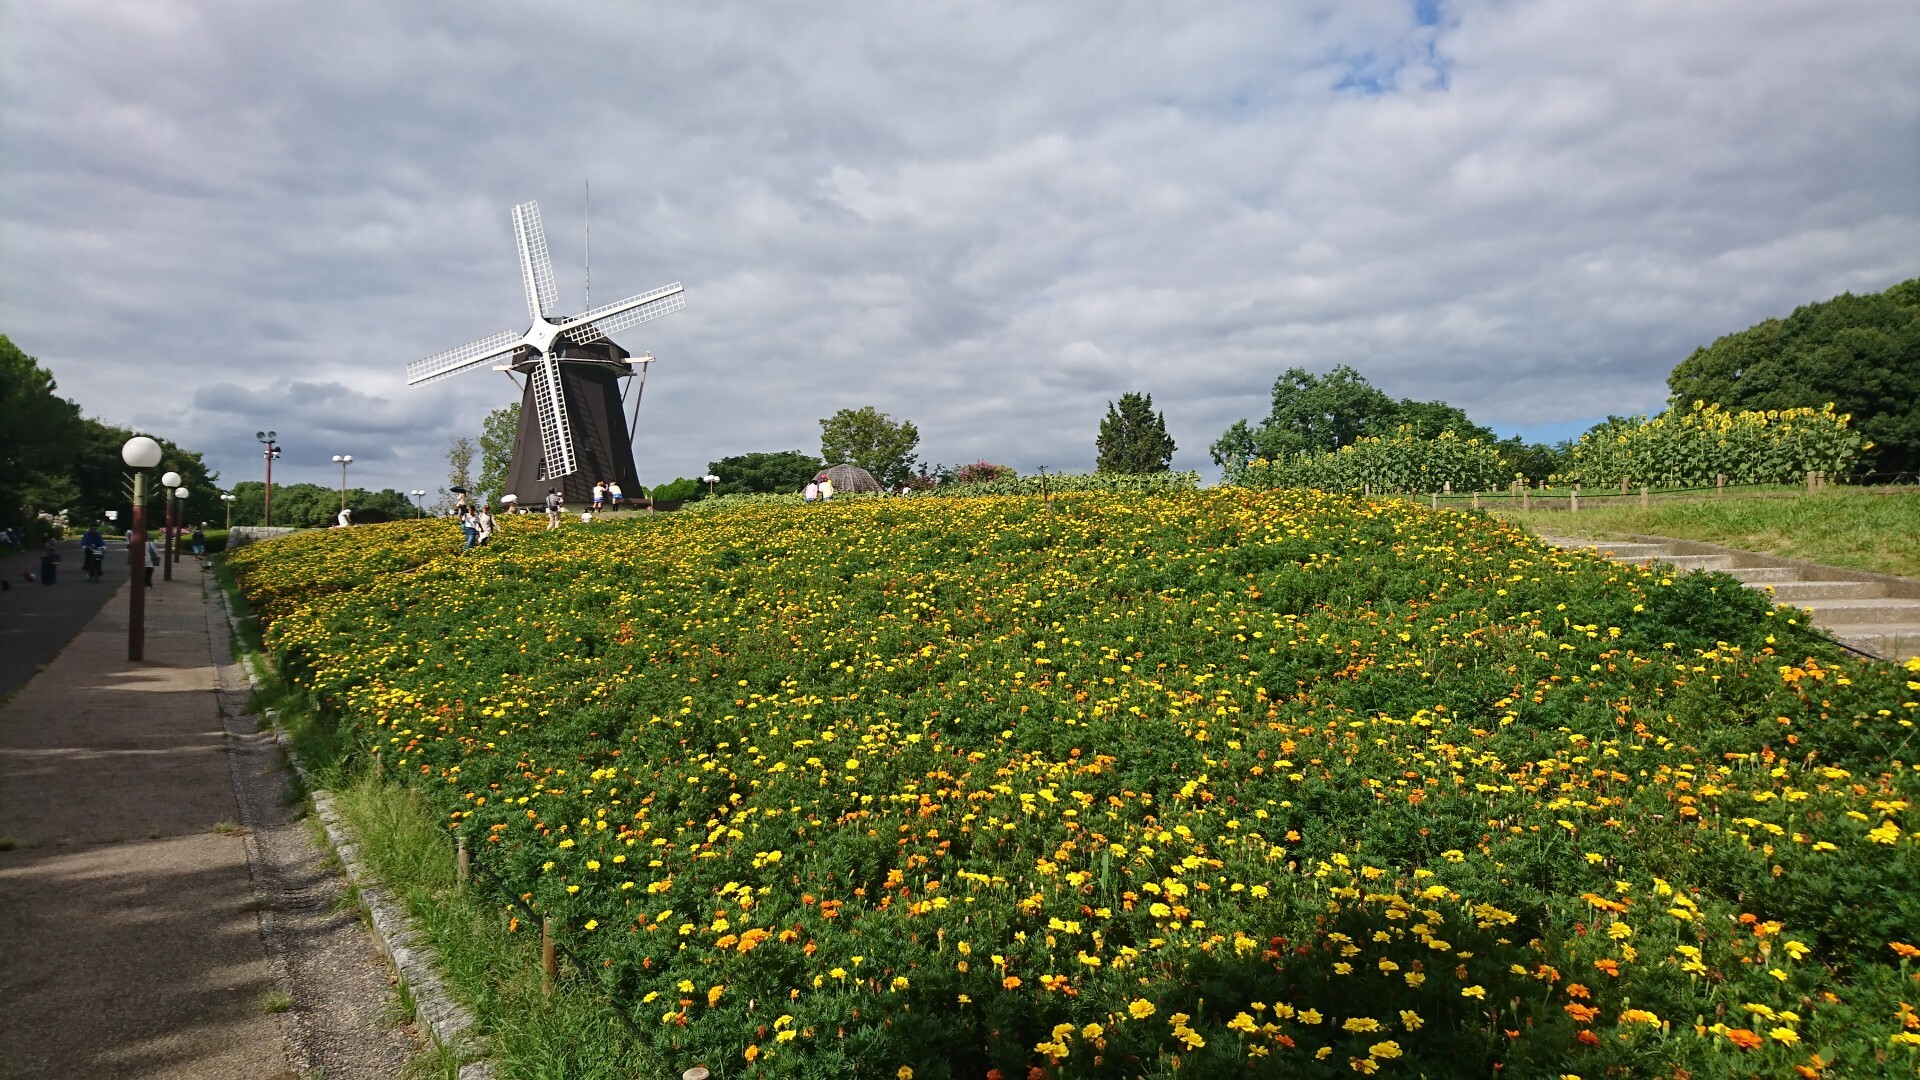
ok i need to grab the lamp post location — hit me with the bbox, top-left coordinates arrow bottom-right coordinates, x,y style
702,474 -> 719,498
160,470 -> 182,581
174,488 -> 189,567
332,454 -> 354,512
256,431 -> 279,525
220,492 -> 236,530
410,489 -> 427,517
122,436 -> 163,661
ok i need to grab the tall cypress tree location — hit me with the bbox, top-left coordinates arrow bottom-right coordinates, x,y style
1096,391 -> 1177,473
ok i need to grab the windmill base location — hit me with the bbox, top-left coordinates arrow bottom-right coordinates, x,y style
503,353 -> 644,509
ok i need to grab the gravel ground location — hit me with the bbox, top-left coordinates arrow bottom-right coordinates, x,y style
202,573 -> 425,1079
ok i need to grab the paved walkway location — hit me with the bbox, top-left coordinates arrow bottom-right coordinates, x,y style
0,565 -> 414,1078
0,539 -> 126,703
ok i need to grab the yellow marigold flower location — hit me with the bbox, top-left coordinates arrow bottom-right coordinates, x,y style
1399,1010 -> 1423,1031
1461,985 -> 1487,999
1370,1040 -> 1403,1060
1128,999 -> 1156,1020
1343,1017 -> 1382,1033
1769,1027 -> 1799,1045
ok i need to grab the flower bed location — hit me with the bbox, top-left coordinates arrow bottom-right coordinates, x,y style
231,491 -> 1920,1078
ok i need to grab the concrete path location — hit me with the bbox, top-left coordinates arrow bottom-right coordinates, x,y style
1545,534 -> 1920,661
0,539 -> 126,703
0,565 -> 415,1078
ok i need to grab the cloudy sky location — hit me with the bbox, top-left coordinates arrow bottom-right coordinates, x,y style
3,1 -> 1916,494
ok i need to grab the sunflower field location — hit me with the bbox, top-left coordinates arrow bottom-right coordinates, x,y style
1233,429 -> 1511,495
228,492 -> 1920,1079
1555,402 -> 1864,488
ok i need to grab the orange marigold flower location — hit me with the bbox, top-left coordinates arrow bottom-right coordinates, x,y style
1890,942 -> 1920,960
1725,1028 -> 1765,1050
1593,958 -> 1621,977
1563,1003 -> 1599,1023
1003,976 -> 1023,990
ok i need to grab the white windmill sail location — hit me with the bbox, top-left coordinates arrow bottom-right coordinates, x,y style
512,201 -> 559,320
406,329 -> 522,386
527,355 -> 578,481
560,283 -> 686,345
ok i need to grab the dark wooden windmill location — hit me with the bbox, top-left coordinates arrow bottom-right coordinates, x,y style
406,201 -> 683,505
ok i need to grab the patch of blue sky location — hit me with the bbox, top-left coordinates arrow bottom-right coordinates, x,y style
1490,416 -> 1612,446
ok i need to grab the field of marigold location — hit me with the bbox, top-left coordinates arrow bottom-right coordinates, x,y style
228,490 -> 1920,1079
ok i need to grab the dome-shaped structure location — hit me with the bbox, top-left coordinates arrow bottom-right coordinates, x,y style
819,463 -> 882,494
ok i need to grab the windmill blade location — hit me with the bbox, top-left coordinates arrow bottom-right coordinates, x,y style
527,355 -> 578,481
512,201 -> 559,320
406,329 -> 523,386
558,283 -> 685,345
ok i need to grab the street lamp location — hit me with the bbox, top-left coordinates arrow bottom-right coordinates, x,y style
410,489 -> 427,517
220,492 -> 236,530
174,487 -> 189,568
255,431 -> 280,526
332,454 -> 354,513
121,436 -> 163,661
160,470 -> 182,581
702,473 -> 719,497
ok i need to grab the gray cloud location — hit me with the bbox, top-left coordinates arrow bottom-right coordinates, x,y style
3,0 -> 1916,493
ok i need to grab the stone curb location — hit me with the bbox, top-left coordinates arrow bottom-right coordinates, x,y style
217,577 -> 495,1080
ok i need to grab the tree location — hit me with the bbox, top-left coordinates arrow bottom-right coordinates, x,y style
1096,392 -> 1177,473
952,461 -> 1016,485
438,436 -> 475,511
477,404 -> 519,501
0,334 -> 223,536
706,450 -> 824,497
1667,277 -> 1920,475
1211,365 -> 1496,478
820,407 -> 920,488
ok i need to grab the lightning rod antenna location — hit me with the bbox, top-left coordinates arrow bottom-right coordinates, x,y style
583,177 -> 591,309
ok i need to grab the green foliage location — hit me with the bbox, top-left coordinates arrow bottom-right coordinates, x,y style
820,406 -> 920,488
915,470 -> 1201,497
1556,401 -> 1862,487
951,461 -> 1017,486
1212,365 -> 1501,476
478,404 -> 520,502
1095,391 -> 1177,473
1234,428 -> 1510,494
225,481 -> 419,528
440,436 -> 476,511
1668,277 -> 1920,475
0,334 -> 221,536
648,477 -> 702,503
706,450 -> 825,497
230,495 -> 1920,1079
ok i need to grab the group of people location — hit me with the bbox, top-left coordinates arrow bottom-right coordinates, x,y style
17,523 -> 201,587
457,501 -> 497,549
589,481 -> 626,512
802,474 -> 837,504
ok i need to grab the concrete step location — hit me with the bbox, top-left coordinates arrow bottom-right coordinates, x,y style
1660,553 -> 1739,571
1830,624 -> 1920,662
1756,580 -> 1888,602
1565,542 -> 1675,561
1791,597 -> 1920,626
1724,566 -> 1802,583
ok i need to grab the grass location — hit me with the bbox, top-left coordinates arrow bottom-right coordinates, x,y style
1491,488 -> 1920,578
327,777 -> 670,1078
260,988 -> 293,1013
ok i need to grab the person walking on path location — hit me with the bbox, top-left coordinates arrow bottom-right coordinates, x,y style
476,504 -> 495,547
80,526 -> 106,582
608,480 -> 623,509
37,541 -> 60,585
819,475 -> 835,501
544,487 -> 563,530
804,480 -> 819,504
143,537 -> 161,586
459,506 -> 479,549
592,482 -> 606,511
189,524 -> 206,560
